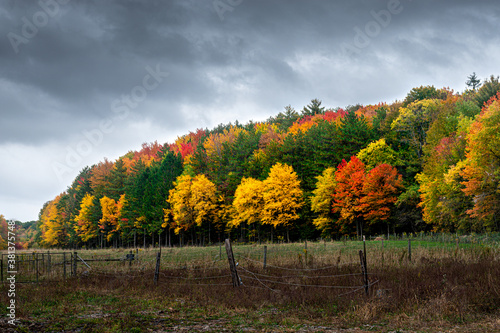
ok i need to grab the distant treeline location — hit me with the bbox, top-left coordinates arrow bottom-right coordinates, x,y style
25,74 -> 500,248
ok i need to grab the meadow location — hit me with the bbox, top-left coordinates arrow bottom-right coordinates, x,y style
1,235 -> 499,332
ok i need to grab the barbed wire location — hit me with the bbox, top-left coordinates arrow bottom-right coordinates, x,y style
237,267 -> 363,280
156,281 -> 234,287
158,272 -> 231,281
240,256 -> 359,271
239,274 -> 362,289
238,266 -> 278,293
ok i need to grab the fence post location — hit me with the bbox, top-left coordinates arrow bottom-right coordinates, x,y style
263,245 -> 267,269
225,239 -> 241,287
73,252 -> 78,276
35,253 -> 39,283
363,235 -> 367,265
304,240 -> 308,266
63,253 -> 66,279
154,252 -> 161,285
359,250 -> 369,296
408,239 -> 412,262
47,251 -> 51,275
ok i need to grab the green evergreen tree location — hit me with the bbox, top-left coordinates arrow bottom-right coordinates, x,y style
301,99 -> 325,116
466,72 -> 481,91
474,75 -> 500,108
338,109 -> 375,159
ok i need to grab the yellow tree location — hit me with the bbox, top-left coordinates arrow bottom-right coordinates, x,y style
74,193 -> 98,242
261,163 -> 303,235
167,174 -> 194,234
356,138 -> 400,170
166,173 -> 218,242
230,177 -> 265,229
191,174 -> 218,243
191,174 -> 218,226
39,193 -> 66,247
99,196 -> 122,241
116,194 -> 129,234
311,167 -> 336,234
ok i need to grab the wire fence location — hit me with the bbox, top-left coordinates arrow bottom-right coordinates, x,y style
0,240 -> 376,299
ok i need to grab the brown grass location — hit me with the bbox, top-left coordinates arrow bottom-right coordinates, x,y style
1,243 -> 499,332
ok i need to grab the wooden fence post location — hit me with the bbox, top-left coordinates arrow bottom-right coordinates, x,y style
359,250 -> 369,296
154,252 -> 161,285
408,239 -> 412,262
263,245 -> 267,269
35,253 -> 39,283
63,253 -> 66,279
73,252 -> 78,276
47,251 -> 51,275
363,235 -> 367,265
224,239 -> 241,287
304,240 -> 308,266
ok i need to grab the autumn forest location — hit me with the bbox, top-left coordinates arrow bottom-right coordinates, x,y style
3,74 -> 500,249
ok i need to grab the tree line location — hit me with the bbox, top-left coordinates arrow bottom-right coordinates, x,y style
20,74 -> 500,248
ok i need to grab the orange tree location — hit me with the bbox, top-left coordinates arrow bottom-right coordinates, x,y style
359,164 -> 404,235
331,157 -> 366,238
461,93 -> 500,231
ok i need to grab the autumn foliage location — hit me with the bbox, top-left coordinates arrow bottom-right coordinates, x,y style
32,81 -> 500,248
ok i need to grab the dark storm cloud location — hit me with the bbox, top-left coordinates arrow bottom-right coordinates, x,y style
1,0 -> 499,221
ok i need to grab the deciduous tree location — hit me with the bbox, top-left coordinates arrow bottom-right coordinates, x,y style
332,157 -> 366,238
461,93 -> 500,230
261,163 -> 303,229
231,177 -> 265,229
359,164 -> 403,233
311,167 -> 336,235
74,193 -> 98,242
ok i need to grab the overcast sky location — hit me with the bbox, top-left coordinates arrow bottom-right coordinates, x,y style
1,0 -> 499,222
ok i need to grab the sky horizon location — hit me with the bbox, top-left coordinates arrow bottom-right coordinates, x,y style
1,0 -> 499,222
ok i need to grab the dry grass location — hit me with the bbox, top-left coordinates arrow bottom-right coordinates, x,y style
1,240 -> 499,332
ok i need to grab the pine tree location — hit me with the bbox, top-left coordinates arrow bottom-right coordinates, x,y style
466,72 -> 481,91
301,99 -> 325,116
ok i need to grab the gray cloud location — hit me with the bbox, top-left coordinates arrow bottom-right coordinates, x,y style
0,0 -> 499,221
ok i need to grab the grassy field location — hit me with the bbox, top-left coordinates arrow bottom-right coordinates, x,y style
1,238 -> 499,332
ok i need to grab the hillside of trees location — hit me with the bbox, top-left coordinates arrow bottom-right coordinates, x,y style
18,74 -> 500,249
0,214 -> 37,250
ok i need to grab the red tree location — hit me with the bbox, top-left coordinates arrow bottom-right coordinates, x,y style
332,156 -> 366,238
359,164 -> 404,233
